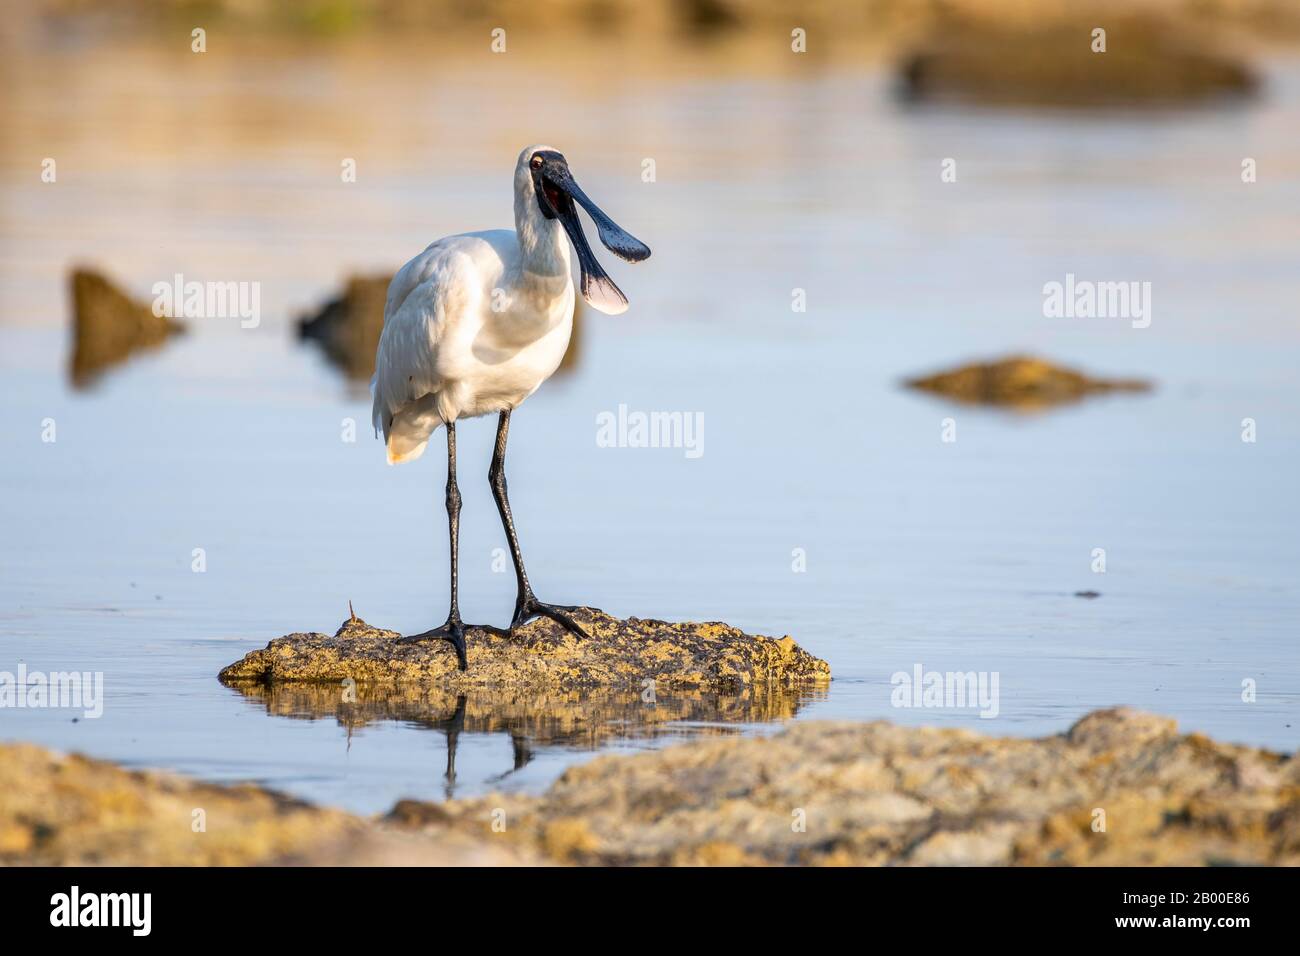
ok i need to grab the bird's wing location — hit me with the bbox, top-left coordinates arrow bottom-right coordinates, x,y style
381,245 -> 439,330
370,234 -> 509,462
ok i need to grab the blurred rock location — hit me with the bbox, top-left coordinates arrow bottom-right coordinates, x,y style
296,274 -> 390,381
900,16 -> 1258,108
6,708 -> 1295,865
904,355 -> 1151,409
219,609 -> 831,692
0,741 -> 534,865
297,275 -> 581,381
413,708 -> 1300,865
23,1 -> 1300,42
69,268 -> 183,387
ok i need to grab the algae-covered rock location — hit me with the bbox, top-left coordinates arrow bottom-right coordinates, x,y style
69,268 -> 184,387
904,355 -> 1150,409
218,609 -> 831,692
407,708 -> 1300,866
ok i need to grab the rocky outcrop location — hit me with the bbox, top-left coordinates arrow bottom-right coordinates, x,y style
904,355 -> 1150,409
296,275 -> 390,381
0,742 -> 535,865
410,708 -> 1299,866
4,709 -> 1296,866
218,610 -> 831,692
69,268 -> 184,387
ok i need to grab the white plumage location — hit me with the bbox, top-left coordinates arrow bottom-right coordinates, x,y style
372,144 -> 642,464
367,145 -> 649,669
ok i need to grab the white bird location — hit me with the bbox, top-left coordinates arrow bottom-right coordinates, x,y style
371,145 -> 651,669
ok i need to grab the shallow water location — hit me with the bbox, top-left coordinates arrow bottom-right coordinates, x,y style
2,38 -> 1298,813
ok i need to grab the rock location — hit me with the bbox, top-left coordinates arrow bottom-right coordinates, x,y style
296,275 -> 390,381
899,16 -> 1258,109
297,275 -> 581,381
403,708 -> 1299,866
69,268 -> 184,387
0,741 -> 534,865
904,355 -> 1150,409
5,709 -> 1296,866
218,609 -> 831,692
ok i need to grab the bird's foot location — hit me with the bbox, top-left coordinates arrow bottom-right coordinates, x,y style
399,617 -> 507,671
510,594 -> 593,639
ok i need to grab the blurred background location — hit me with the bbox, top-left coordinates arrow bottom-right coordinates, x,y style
2,0 -> 1298,811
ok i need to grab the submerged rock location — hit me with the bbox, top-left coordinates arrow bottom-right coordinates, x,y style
218,609 -> 831,692
904,355 -> 1150,409
69,268 -> 184,387
411,708 -> 1300,866
900,16 -> 1257,109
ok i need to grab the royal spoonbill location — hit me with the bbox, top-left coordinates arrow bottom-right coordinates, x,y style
372,145 -> 651,669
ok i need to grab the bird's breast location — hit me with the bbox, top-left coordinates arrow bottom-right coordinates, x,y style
484,272 -> 574,345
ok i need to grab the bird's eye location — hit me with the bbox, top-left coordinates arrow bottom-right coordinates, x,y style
530,155 -> 543,169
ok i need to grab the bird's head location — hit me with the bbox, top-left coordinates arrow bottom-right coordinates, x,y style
517,145 -> 651,315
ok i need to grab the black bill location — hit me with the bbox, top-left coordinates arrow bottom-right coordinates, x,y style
531,150 -> 651,315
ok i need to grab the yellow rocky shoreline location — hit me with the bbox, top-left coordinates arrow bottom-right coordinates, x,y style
4,708 -> 1297,866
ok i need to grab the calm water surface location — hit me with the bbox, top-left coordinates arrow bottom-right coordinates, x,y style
2,40 -> 1298,813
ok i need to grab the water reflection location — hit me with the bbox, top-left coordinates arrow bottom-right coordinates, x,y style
225,680 -> 825,798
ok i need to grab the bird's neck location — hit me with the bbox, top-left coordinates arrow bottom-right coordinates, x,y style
514,192 -> 570,281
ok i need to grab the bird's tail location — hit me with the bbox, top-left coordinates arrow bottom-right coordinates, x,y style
382,393 -> 443,465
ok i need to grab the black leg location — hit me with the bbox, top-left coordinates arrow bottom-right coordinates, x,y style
440,695 -> 466,800
400,422 -> 504,669
489,409 -> 593,637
